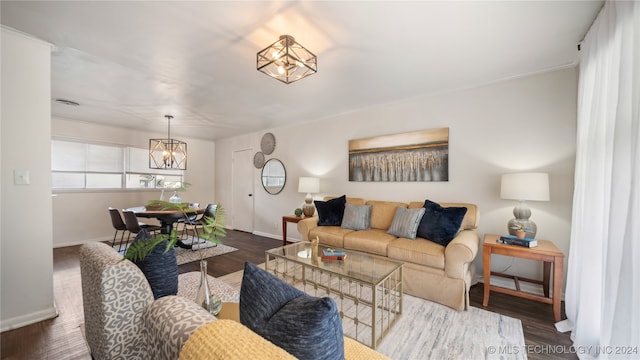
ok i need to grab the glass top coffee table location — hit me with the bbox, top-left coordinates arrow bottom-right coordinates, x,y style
265,241 -> 403,349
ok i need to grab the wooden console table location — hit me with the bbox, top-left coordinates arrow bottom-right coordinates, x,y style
281,215 -> 307,246
482,234 -> 565,322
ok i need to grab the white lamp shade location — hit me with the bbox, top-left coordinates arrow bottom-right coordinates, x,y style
298,177 -> 320,194
500,173 -> 550,201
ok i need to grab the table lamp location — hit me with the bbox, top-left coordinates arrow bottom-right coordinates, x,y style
500,172 -> 549,238
298,177 -> 320,217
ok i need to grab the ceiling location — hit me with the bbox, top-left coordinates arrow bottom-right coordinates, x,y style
1,1 -> 603,141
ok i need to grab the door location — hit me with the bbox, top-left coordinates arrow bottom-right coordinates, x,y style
232,148 -> 254,232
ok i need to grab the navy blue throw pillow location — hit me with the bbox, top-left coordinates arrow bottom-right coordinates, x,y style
416,200 -> 468,246
314,195 -> 347,226
130,229 -> 178,299
240,262 -> 344,360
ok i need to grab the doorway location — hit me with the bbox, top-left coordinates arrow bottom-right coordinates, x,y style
232,148 -> 254,233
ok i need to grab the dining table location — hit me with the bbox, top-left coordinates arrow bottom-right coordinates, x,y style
126,206 -> 204,249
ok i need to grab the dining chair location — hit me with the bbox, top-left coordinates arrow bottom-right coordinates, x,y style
108,207 -> 129,253
179,204 -> 217,248
121,210 -> 162,252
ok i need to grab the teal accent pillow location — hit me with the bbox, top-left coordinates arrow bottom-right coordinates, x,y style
315,195 -> 347,226
417,200 -> 468,246
387,207 -> 425,239
341,204 -> 372,230
239,262 -> 344,360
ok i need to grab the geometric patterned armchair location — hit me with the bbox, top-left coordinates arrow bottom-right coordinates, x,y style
79,242 -> 217,360
80,242 -> 389,360
80,242 -> 153,359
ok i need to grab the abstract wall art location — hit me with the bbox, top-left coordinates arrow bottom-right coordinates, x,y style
348,128 -> 449,182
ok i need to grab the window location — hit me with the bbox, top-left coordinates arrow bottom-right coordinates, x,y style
51,139 -> 183,190
125,147 -> 182,189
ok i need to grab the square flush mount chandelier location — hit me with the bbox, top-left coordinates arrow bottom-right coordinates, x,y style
257,35 -> 317,84
149,115 -> 187,170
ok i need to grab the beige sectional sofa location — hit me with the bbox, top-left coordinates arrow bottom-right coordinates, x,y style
297,197 -> 480,311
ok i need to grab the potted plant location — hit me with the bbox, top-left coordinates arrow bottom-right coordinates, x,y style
511,223 -> 528,239
125,201 -> 226,314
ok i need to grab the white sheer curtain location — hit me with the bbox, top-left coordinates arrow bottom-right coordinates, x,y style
563,1 -> 639,358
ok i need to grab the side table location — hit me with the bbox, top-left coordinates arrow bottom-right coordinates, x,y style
281,215 -> 307,246
217,302 -> 239,322
482,234 -> 565,322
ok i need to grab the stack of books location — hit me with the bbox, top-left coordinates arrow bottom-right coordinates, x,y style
498,235 -> 538,248
321,248 -> 347,261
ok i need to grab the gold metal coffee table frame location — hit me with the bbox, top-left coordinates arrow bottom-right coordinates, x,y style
266,242 -> 403,349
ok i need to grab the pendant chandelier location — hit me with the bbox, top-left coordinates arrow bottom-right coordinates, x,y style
257,35 -> 317,84
149,115 -> 187,170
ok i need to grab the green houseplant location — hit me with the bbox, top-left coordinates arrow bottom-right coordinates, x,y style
124,201 -> 226,314
510,223 -> 529,239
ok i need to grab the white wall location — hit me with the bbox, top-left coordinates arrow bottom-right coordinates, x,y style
51,118 -> 216,247
1,28 -> 57,331
215,67 -> 577,288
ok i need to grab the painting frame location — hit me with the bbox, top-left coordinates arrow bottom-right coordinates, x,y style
348,128 -> 449,182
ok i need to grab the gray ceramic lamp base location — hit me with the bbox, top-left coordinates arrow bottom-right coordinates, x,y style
302,201 -> 315,217
507,201 -> 538,238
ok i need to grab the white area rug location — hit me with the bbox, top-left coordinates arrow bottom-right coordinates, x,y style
377,294 -> 526,360
218,267 -> 526,360
174,243 -> 238,265
174,236 -> 238,265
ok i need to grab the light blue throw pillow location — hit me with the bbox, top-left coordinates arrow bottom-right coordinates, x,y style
387,207 -> 426,239
341,204 -> 372,230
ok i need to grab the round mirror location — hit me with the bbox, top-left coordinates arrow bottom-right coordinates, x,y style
261,158 -> 286,195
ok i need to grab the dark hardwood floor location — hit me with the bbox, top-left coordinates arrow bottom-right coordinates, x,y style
469,284 -> 576,360
1,230 -> 574,359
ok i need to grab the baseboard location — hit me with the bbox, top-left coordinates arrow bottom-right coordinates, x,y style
54,236 -> 111,248
252,231 -> 302,244
252,230 -> 281,241
0,306 -> 58,332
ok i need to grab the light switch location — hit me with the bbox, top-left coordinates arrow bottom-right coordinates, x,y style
14,170 -> 30,185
